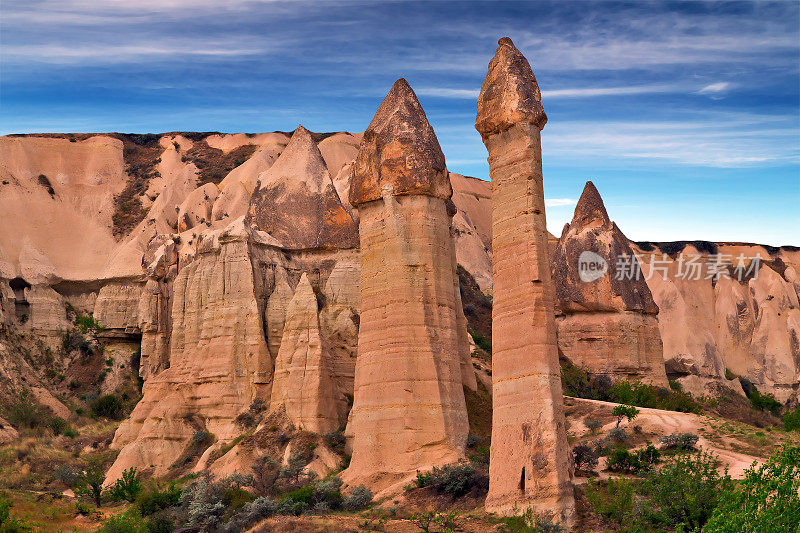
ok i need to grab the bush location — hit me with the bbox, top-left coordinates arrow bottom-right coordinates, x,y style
99,509 -> 147,533
783,407 -> 800,431
585,420 -> 602,434
323,429 -> 346,451
639,450 -> 733,531
136,483 -> 181,516
585,477 -> 636,525
415,464 -> 477,496
91,394 -> 125,420
660,432 -> 699,451
75,313 -> 104,334
560,363 -> 701,413
312,476 -> 343,509
572,444 -> 598,472
108,468 -> 142,503
3,389 -> 74,436
76,463 -> 105,507
606,447 -> 641,474
342,485 -> 373,511
608,427 -> 628,443
704,444 -> 800,532
748,388 -> 782,416
636,443 -> 661,469
226,497 -> 276,531
466,434 -> 483,448
612,404 -> 639,427
468,444 -> 490,465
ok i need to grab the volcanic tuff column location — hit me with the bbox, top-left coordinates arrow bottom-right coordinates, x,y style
475,38 -> 575,523
552,181 -> 668,386
343,78 -> 469,492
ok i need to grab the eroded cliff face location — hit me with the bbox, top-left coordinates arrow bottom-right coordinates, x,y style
552,182 -> 667,386
638,243 -> 800,402
1,119 -> 797,493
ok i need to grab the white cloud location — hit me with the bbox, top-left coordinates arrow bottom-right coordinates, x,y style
542,85 -> 672,98
415,88 -> 480,98
696,82 -> 731,94
545,198 -> 578,207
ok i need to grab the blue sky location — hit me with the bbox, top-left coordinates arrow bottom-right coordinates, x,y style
1,1 -> 798,245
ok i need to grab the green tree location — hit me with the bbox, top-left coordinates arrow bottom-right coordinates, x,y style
639,449 -> 733,531
76,463 -> 106,507
704,444 -> 800,533
612,404 -> 640,427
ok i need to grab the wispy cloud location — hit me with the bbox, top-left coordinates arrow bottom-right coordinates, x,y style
545,198 -> 578,207
696,82 -> 732,98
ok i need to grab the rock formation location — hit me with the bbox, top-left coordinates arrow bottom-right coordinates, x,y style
343,78 -> 469,493
639,243 -> 800,401
270,273 -> 341,433
552,181 -> 668,386
475,38 -> 575,523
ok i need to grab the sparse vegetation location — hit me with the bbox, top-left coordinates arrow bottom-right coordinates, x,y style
561,360 -> 701,413
783,407 -> 800,431
413,463 -> 484,497
704,444 -> 800,532
183,140 -> 256,185
91,394 -> 125,420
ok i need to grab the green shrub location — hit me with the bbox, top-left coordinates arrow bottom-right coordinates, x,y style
415,464 -> 477,496
99,508 -> 147,533
704,444 -> 800,532
783,407 -> 800,431
136,483 -> 181,516
586,419 -> 602,433
585,477 -> 636,525
606,446 -> 641,474
76,463 -> 105,506
636,443 -> 661,469
3,389 -> 74,436
639,450 -> 733,531
323,429 -> 346,451
660,432 -> 699,451
342,485 -> 373,511
108,468 -> 142,503
572,444 -> 598,471
748,388 -> 782,415
75,313 -> 104,333
91,394 -> 125,420
560,363 -> 701,413
468,444 -> 490,465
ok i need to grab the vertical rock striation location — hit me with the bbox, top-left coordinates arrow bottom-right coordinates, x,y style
552,181 -> 668,386
475,38 -> 575,523
343,78 -> 469,493
270,273 -> 341,433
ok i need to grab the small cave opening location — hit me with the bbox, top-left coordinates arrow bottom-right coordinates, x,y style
519,466 -> 526,492
9,277 -> 31,322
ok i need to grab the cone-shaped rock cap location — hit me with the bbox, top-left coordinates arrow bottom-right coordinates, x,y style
350,78 -> 451,207
572,181 -> 611,229
475,37 -> 547,138
249,124 -> 358,250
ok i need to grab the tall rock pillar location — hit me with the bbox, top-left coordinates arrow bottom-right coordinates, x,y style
343,78 -> 469,493
475,38 -> 575,523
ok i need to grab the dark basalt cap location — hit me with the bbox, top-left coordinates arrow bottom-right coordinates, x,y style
475,37 -> 547,139
349,78 -> 451,207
